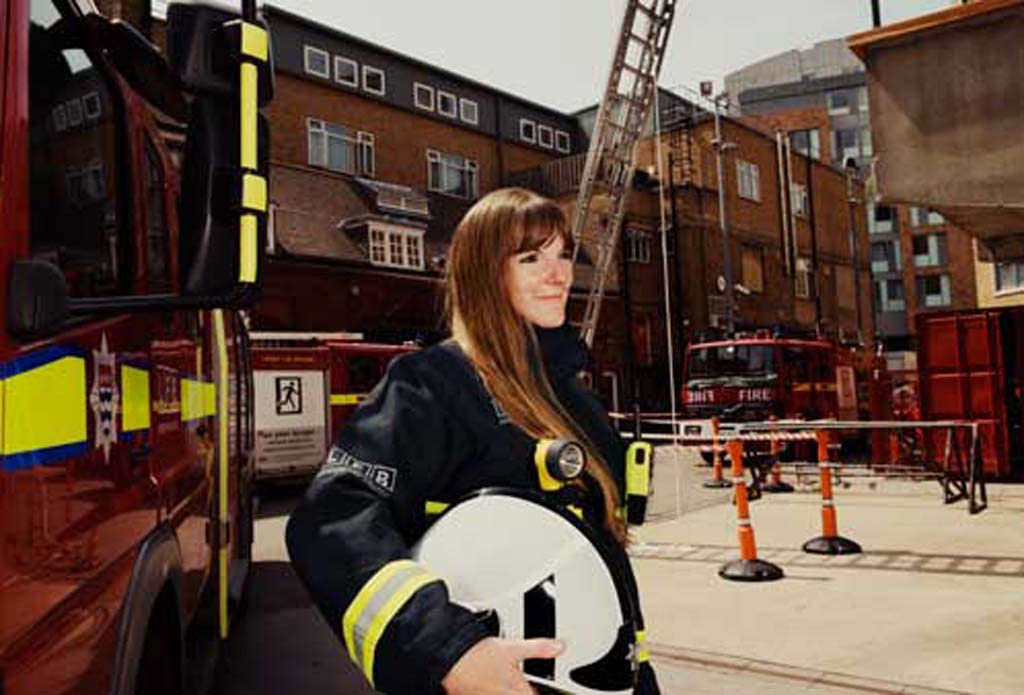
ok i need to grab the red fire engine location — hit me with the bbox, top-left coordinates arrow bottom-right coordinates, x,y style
680,329 -> 861,464
0,1 -> 271,693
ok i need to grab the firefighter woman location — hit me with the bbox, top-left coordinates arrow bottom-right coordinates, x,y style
287,187 -> 659,695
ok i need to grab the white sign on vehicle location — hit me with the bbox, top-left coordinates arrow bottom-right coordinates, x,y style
254,369 -> 328,480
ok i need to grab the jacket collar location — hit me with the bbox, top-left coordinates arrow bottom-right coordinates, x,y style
534,323 -> 587,383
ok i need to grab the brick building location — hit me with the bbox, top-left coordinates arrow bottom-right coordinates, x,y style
98,2 -> 871,411
726,38 -> 981,366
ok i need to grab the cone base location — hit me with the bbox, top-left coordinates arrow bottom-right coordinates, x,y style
718,558 -> 784,582
763,481 -> 794,493
802,535 -> 862,555
703,478 -> 732,489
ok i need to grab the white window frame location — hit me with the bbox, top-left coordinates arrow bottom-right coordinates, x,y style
427,149 -> 479,200
875,278 -> 906,312
414,83 -> 435,111
918,274 -> 952,308
555,130 -> 571,153
437,90 -> 457,118
460,98 -> 479,125
307,118 -> 375,176
791,183 -> 808,217
995,262 -> 1024,295
537,124 -> 554,149
67,98 -> 84,126
625,229 -> 651,264
334,55 -> 358,87
53,104 -> 68,132
304,45 -> 330,79
736,159 -> 760,202
367,223 -> 425,270
362,65 -> 386,96
912,232 -> 946,268
82,91 -> 101,120
519,118 -> 536,143
795,257 -> 812,299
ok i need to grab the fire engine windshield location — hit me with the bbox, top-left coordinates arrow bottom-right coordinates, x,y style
687,345 -> 775,380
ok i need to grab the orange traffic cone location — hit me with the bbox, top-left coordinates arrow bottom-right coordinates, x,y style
719,439 -> 784,582
803,430 -> 861,555
763,417 -> 794,494
703,417 -> 731,489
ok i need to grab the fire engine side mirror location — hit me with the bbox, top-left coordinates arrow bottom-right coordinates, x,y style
6,259 -> 70,339
167,2 -> 273,306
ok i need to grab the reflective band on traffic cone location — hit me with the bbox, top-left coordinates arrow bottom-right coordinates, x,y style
763,417 -> 793,494
719,439 -> 784,582
703,417 -> 731,489
803,430 -> 861,555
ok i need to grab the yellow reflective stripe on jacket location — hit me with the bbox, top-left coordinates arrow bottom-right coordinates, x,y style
425,500 -> 449,516
342,560 -> 439,684
330,393 -> 365,406
625,441 -> 652,498
636,629 -> 649,662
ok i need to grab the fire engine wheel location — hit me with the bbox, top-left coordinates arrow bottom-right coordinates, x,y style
134,613 -> 182,695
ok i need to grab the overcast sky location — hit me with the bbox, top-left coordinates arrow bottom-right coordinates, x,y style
273,0 -> 954,112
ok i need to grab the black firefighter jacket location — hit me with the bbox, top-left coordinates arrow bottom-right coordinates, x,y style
286,324 -> 659,695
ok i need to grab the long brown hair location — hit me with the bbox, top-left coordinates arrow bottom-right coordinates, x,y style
445,187 -> 626,544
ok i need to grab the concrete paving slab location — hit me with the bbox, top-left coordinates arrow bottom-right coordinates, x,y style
633,446 -> 1024,695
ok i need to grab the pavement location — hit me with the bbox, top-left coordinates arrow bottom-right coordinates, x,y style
633,446 -> 1024,695
215,451 -> 1024,695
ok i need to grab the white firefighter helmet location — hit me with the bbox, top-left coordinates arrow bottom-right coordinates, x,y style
412,489 -> 638,695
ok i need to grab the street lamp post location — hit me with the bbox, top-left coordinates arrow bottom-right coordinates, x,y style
712,93 -> 736,335
845,158 -> 865,344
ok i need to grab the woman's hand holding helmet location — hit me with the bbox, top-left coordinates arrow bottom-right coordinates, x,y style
441,636 -> 565,695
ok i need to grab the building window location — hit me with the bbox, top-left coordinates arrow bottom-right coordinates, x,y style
871,204 -> 895,234
741,244 -> 764,293
736,159 -> 760,201
152,0 -> 168,19
860,126 -> 873,157
874,278 -> 906,312
519,119 -> 536,143
788,129 -> 820,160
304,45 -> 330,78
427,149 -> 478,199
368,224 -> 425,270
796,257 -> 812,298
414,83 -> 435,111
362,66 -> 385,95
334,56 -> 358,87
832,128 -> 859,166
307,118 -> 375,176
555,130 -> 571,153
67,98 -> 83,126
916,274 -> 952,308
437,90 -> 457,118
65,161 -> 106,206
910,206 -> 945,227
995,262 -> 1024,293
52,103 -> 67,132
625,229 -> 651,263
870,240 -> 901,273
537,125 -> 554,149
82,91 -> 101,119
912,232 -> 947,268
460,98 -> 479,125
791,183 -> 808,217
826,89 -> 854,115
